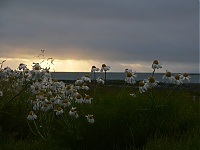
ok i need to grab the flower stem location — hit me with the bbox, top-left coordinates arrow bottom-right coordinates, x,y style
93,71 -> 96,83
104,71 -> 107,82
27,121 -> 37,135
33,120 -> 45,139
152,69 -> 156,77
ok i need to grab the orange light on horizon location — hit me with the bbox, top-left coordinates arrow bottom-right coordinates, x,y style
0,58 -> 95,72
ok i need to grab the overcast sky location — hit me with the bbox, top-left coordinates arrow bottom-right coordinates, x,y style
0,0 -> 199,73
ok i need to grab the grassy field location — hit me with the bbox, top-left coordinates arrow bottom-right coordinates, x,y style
0,78 -> 199,150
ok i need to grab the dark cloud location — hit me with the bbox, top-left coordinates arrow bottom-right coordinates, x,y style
0,0 -> 199,72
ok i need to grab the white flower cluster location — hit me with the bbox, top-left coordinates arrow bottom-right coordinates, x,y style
90,65 -> 108,84
138,76 -> 159,93
100,64 -> 110,72
162,71 -> 191,85
124,69 -> 137,84
96,77 -> 105,84
0,62 -> 94,123
28,70 -> 95,123
130,60 -> 191,95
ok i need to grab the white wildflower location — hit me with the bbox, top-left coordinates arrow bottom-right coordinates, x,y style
152,60 -> 162,69
84,95 -> 93,104
100,64 -> 110,72
27,111 -> 37,121
55,107 -> 64,115
96,77 -> 105,84
162,71 -> 175,83
180,73 -> 191,82
139,81 -> 148,93
85,114 -> 95,123
75,94 -> 84,104
91,66 -> 100,72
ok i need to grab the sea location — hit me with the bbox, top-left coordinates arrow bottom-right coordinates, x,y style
51,72 -> 200,83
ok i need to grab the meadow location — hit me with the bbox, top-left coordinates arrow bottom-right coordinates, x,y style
0,60 -> 199,150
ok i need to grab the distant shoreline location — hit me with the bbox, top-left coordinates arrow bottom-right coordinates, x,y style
60,79 -> 200,85
53,72 -> 200,75
52,72 -> 200,83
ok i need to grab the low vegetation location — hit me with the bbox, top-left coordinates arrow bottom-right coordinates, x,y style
0,57 -> 199,149
0,80 -> 199,149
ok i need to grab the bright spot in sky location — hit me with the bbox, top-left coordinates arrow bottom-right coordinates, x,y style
0,57 -> 198,73
0,58 -> 94,72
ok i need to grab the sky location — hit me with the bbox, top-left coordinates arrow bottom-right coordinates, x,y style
0,0 -> 199,73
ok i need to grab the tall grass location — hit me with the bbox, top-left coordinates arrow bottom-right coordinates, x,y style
0,80 -> 199,149
0,57 -> 199,149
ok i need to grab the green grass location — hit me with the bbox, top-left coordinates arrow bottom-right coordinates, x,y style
0,80 -> 199,150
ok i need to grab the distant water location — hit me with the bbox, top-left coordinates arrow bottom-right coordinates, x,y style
51,72 -> 200,83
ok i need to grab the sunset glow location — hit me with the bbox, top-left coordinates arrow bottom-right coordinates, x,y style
1,57 -> 198,73
0,57 -> 150,72
0,58 -> 92,72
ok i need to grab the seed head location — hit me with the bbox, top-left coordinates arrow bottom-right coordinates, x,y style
85,74 -> 89,77
102,64 -> 106,67
66,85 -> 71,90
47,101 -> 52,104
88,115 -> 93,119
54,79 -> 58,82
57,107 -> 62,111
85,95 -> 90,99
76,94 -> 82,99
35,66 -> 40,70
63,99 -> 69,103
73,89 -> 77,93
148,76 -> 155,83
29,111 -> 34,115
25,69 -> 29,73
139,81 -> 145,87
183,73 -> 188,77
24,75 -> 28,78
153,60 -> 159,64
127,72 -> 132,77
83,83 -> 87,86
175,74 -> 180,80
36,92 -> 42,95
165,71 -> 172,77
70,107 -> 76,112
35,86 -> 39,90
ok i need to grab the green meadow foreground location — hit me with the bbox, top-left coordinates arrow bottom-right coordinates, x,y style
0,80 -> 199,150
